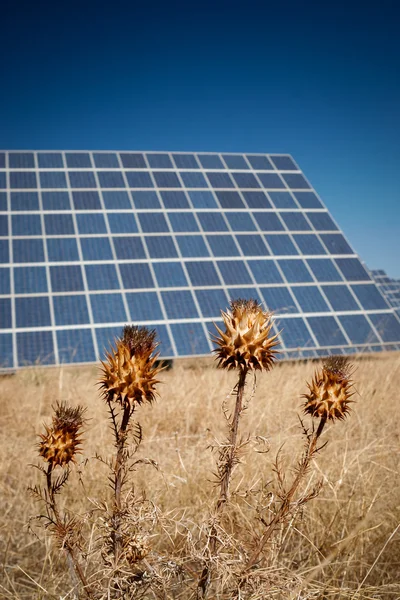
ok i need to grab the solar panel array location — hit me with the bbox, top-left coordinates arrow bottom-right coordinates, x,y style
1,150 -> 400,370
369,269 -> 400,319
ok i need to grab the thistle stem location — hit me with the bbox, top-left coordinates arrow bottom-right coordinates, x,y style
198,366 -> 248,598
45,465 -> 93,599
243,415 -> 327,574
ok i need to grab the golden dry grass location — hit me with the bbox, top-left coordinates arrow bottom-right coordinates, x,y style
1,353 -> 400,598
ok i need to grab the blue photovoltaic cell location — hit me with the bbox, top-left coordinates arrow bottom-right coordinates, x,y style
242,191 -> 272,208
93,153 -> 119,168
9,153 -> 35,168
162,290 -> 199,319
15,296 -> 51,327
85,264 -> 120,290
47,238 -> 80,262
113,237 -> 146,260
246,155 -> 274,170
293,234 -> 326,255
188,191 -> 217,208
278,317 -> 314,349
145,236 -> 178,258
161,191 -> 190,209
278,259 -> 313,283
197,154 -> 225,169
77,213 -> 107,234
322,285 -> 360,311
307,259 -> 343,282
38,153 -> 64,168
90,293 -> 127,323
66,153 -> 92,168
292,286 -> 330,313
351,284 -> 388,310
217,260 -> 252,285
177,235 -> 209,257
80,238 -> 113,261
270,156 -> 298,170
195,288 -> 228,318
57,329 -> 96,364
172,154 -> 199,169
266,234 -> 298,256
54,295 -> 90,325
120,153 -> 146,168
126,172 -> 154,188
96,326 -> 125,357
0,268 -> 10,294
236,235 -> 269,256
42,192 -> 71,210
339,315 -> 379,344
369,313 -> 400,342
146,153 -> 173,169
119,263 -> 154,289
126,291 -> 164,321
2,150 -> 400,369
72,191 -> 101,210
248,259 -> 283,284
268,191 -> 297,208
185,261 -> 221,286
50,265 -> 84,292
282,173 -> 310,189
45,214 -> 75,235
170,322 -> 209,355
0,298 -> 11,328
98,171 -> 126,188
15,266 -> 48,293
206,235 -> 239,256
153,262 -> 188,287
307,316 -> 347,346
103,191 -> 131,209
17,331 -> 54,365
0,334 -> 13,368
335,258 -> 371,281
261,286 -> 297,313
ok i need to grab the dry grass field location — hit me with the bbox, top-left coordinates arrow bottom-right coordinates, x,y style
1,352 -> 400,598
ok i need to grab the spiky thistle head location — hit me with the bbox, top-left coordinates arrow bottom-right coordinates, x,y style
303,356 -> 355,422
38,402 -> 86,467
99,325 -> 163,406
212,298 -> 280,371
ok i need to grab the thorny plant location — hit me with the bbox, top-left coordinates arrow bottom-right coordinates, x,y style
29,304 -> 357,599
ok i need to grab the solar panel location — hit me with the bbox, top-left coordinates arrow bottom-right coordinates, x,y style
1,150 -> 400,370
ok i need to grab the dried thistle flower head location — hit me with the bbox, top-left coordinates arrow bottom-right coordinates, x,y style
212,298 -> 279,371
99,325 -> 163,406
39,402 -> 86,467
303,356 -> 355,422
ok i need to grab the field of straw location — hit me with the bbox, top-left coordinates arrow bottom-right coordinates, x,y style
1,351 -> 400,599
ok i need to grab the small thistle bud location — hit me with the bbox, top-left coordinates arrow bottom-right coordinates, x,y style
123,534 -> 150,565
303,356 -> 355,422
99,325 -> 163,406
39,402 -> 85,467
212,299 -> 279,371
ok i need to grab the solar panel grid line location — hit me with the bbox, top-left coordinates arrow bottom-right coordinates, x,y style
60,151 -> 99,364
34,151 -> 59,365
91,152 -> 132,337
162,153 -> 212,353
131,152 -> 177,357
6,165 -> 17,369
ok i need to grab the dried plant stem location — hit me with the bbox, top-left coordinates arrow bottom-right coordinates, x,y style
198,366 -> 248,598
109,400 -> 134,562
45,464 -> 93,599
243,415 -> 327,574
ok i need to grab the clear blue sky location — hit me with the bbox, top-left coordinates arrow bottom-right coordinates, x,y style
1,0 -> 399,277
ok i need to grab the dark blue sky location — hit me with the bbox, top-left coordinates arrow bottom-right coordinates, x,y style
1,1 -> 399,276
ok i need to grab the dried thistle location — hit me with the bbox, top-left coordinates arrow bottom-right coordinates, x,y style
99,325 -> 163,406
212,299 -> 279,371
303,356 -> 355,421
38,402 -> 86,467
